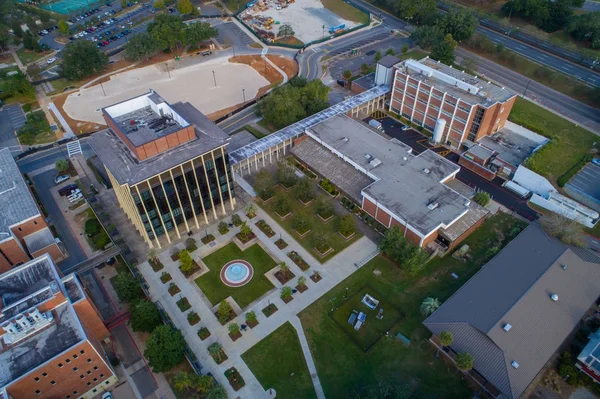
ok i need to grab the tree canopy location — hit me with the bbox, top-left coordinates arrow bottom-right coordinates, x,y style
144,325 -> 186,372
112,272 -> 144,303
125,32 -> 161,61
379,226 -> 428,274
147,14 -> 186,51
278,23 -> 294,38
568,12 -> 600,49
58,20 -> 69,34
437,7 -> 478,42
259,78 -> 330,129
502,0 -> 574,33
177,0 -> 194,14
61,40 -> 108,81
130,300 -> 162,332
431,34 -> 458,65
185,21 -> 218,47
5,72 -> 35,98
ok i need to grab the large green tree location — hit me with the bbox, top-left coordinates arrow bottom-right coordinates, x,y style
144,325 -> 186,372
6,73 -> 35,98
411,25 -> 444,50
185,21 -> 218,47
61,40 -> 108,81
112,272 -> 144,303
379,226 -> 428,274
177,0 -> 194,14
147,14 -> 186,51
392,0 -> 436,22
130,300 -> 162,332
58,20 -> 69,34
568,12 -> 600,48
431,33 -> 458,65
125,32 -> 160,61
438,7 -> 478,42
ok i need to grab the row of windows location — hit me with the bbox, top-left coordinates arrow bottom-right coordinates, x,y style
35,379 -> 111,397
34,352 -> 89,382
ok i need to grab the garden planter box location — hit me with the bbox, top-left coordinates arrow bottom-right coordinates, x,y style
236,232 -> 256,244
229,331 -> 242,341
225,367 -> 245,391
201,234 -> 215,245
275,238 -> 288,250
177,298 -> 191,312
280,183 -> 295,192
293,228 -> 311,239
310,274 -> 322,283
296,284 -> 308,293
247,320 -> 259,329
275,211 -> 291,220
218,227 -> 229,235
260,195 -> 273,203
188,312 -> 200,326
338,231 -> 356,241
262,304 -> 278,317
288,251 -> 310,271
197,328 -> 211,340
215,310 -> 237,325
168,284 -> 181,296
160,273 -> 172,284
179,260 -> 200,277
211,350 -> 228,365
274,270 -> 295,285
256,220 -> 275,237
319,182 -> 340,198
282,295 -> 294,304
149,259 -> 164,272
314,246 -> 334,258
245,213 -> 256,220
299,198 -> 314,207
186,244 -> 198,253
317,212 -> 334,223
170,254 -> 179,262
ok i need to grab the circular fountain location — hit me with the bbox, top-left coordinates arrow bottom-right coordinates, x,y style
220,260 -> 254,287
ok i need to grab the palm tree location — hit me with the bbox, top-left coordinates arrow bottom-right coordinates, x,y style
455,352 -> 474,371
439,331 -> 453,347
420,297 -> 440,317
173,371 -> 193,391
208,342 -> 222,359
298,276 -> 306,286
148,248 -> 158,262
245,203 -> 257,218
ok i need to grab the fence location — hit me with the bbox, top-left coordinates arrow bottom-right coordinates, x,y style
438,1 -> 600,71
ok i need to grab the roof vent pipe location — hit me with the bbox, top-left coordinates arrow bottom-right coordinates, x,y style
550,294 -> 559,302
561,264 -> 567,270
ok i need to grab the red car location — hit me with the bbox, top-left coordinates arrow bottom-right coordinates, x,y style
102,40 -> 109,45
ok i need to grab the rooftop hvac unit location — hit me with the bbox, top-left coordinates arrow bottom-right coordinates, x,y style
1,321 -> 17,335
511,361 -> 519,369
550,294 -> 559,302
503,323 -> 512,332
427,202 -> 439,211
342,137 -> 349,142
15,315 -> 31,329
369,158 -> 382,167
423,168 -> 430,174
29,308 -> 43,322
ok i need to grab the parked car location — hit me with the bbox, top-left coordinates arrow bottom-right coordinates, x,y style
201,50 -> 212,56
46,57 -> 57,64
54,174 -> 71,184
400,125 -> 410,131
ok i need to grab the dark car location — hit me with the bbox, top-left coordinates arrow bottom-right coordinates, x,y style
58,184 -> 78,196
336,79 -> 345,87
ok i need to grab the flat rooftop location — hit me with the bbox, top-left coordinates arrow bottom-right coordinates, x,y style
566,162 -> 600,202
113,106 -> 184,147
90,101 -> 230,186
0,148 -> 41,236
307,115 -> 470,236
398,58 -> 516,108
477,121 -> 548,166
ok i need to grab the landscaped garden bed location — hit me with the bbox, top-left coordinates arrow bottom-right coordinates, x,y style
275,238 -> 288,250
232,213 -> 243,226
288,251 -> 310,271
228,323 -> 242,341
185,238 -> 198,253
256,219 -> 275,238
310,271 -> 322,283
215,300 -> 237,325
198,327 -> 211,340
262,303 -> 278,318
236,221 -> 256,244
196,242 -> 276,308
176,297 -> 191,312
319,179 -> 339,197
187,311 -> 201,326
149,258 -> 164,272
291,158 -> 317,180
245,311 -> 259,328
160,272 -> 172,284
168,283 -> 181,296
225,367 -> 245,391
218,222 -> 230,235
340,196 -> 361,214
274,262 -> 295,284
201,234 -> 216,245
281,286 -> 294,303
208,343 -> 228,365
170,248 -> 180,261
296,277 -> 308,293
178,249 -> 200,277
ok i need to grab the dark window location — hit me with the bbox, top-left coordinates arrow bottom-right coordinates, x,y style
100,374 -> 104,378
34,221 -> 37,225
73,354 -> 78,359
80,375 -> 84,379
80,350 -> 85,354
93,389 -> 97,393
18,227 -> 22,231
35,390 -> 41,395
34,377 -> 40,382
94,366 -> 99,370
87,382 -> 91,386
467,107 -> 485,142
93,378 -> 98,382
72,367 -> 78,371
58,363 -> 63,368
105,381 -> 110,384
67,396 -> 71,399
87,358 -> 92,363
73,391 -> 78,395
51,381 -> 56,385
66,359 -> 71,363
42,372 -> 47,377
87,371 -> 91,375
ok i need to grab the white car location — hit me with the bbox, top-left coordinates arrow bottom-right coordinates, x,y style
46,57 -> 57,64
276,4 -> 281,9
54,174 -> 70,184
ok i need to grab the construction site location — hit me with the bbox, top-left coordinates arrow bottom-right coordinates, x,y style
239,0 -> 364,44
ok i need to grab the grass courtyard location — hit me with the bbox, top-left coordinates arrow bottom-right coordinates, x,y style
242,322 -> 317,399
296,213 -> 526,398
259,185 -> 362,262
195,242 -> 278,308
510,98 -> 599,186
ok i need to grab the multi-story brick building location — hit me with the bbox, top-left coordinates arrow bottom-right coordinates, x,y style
0,148 -> 64,272
90,90 -> 235,248
387,58 -> 517,149
0,254 -> 117,399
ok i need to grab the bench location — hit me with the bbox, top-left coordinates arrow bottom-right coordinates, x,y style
395,333 -> 411,347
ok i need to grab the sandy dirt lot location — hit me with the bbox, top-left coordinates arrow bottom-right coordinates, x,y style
242,0 -> 359,43
63,58 -> 269,125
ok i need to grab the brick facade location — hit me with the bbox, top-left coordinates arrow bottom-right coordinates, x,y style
74,299 -> 110,343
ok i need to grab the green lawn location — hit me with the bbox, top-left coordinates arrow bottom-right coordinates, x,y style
16,48 -> 47,65
320,0 -> 370,24
259,185 -> 362,262
397,49 -> 429,61
242,322 -> 317,399
235,124 -> 267,139
331,286 -> 402,351
299,213 -> 527,398
510,98 -> 598,186
196,242 -> 277,308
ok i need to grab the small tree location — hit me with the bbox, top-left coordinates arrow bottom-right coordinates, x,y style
58,20 -> 69,35
277,159 -> 297,188
208,342 -> 223,361
55,158 -> 69,173
456,352 -> 474,371
121,0 -> 127,8
541,213 -> 586,247
379,226 -> 428,274
292,211 -> 311,233
62,40 -> 108,81
280,261 -> 290,276
253,169 -> 274,199
179,249 -> 194,274
298,276 -> 306,286
294,177 -> 314,203
473,191 -> 490,206
218,221 -> 228,233
281,286 -> 293,300
144,325 -> 186,372
278,23 -> 295,38
154,0 -> 166,9
245,311 -> 257,324
185,237 -> 196,250
313,231 -> 331,252
360,63 -> 369,74
343,69 -> 352,82
113,272 -> 143,303
385,48 -> 395,55
130,300 -> 162,333
420,297 -> 440,317
217,300 -> 233,324
238,221 -> 252,241
245,203 -> 257,218
228,322 -> 240,335
402,44 -> 408,54
273,195 -> 291,216
338,214 -> 356,237
231,213 -> 242,225
439,331 -> 453,347
316,196 -> 333,218
177,0 -> 194,14
173,371 -> 194,392
374,50 -> 382,62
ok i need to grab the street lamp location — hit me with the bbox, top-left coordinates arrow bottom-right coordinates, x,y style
242,88 -> 246,103
100,81 -> 107,96
166,62 -> 171,79
212,70 -> 217,87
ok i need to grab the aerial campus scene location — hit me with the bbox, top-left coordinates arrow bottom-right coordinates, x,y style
0,0 -> 600,397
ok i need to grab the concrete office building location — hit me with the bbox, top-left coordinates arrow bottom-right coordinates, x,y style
90,91 -> 235,248
386,58 -> 517,149
292,115 -> 488,250
0,148 -> 64,271
0,254 -> 117,399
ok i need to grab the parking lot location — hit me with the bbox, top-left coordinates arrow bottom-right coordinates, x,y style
0,104 -> 25,155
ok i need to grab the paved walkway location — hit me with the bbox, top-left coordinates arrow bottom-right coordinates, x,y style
290,316 -> 325,399
48,102 -> 75,137
139,201 -> 377,398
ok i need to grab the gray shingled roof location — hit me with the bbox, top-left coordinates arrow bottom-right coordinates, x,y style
0,148 -> 41,236
23,227 -> 56,254
424,223 -> 600,399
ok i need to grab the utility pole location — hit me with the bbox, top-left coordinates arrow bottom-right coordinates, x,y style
242,88 -> 246,103
166,62 -> 171,79
212,70 -> 217,87
523,79 -> 531,97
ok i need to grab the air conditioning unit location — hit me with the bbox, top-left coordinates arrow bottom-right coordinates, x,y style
427,202 -> 439,211
511,361 -> 519,369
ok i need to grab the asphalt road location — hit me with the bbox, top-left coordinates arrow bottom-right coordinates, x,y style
0,104 -> 25,156
580,0 -> 600,11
